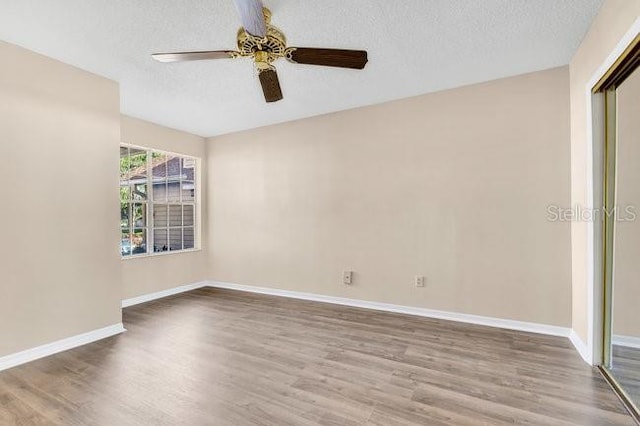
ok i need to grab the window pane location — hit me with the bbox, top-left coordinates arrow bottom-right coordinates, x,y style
166,155 -> 180,181
132,182 -> 147,201
120,185 -> 131,202
129,147 -> 145,157
121,230 -> 131,257
121,203 -> 130,230
183,205 -> 194,227
152,152 -> 167,180
165,155 -> 181,202
181,157 -> 196,202
152,153 -> 167,202
121,148 -> 147,203
153,204 -> 168,227
169,205 -> 182,227
181,157 -> 196,181
129,150 -> 147,180
181,180 -> 195,202
154,229 -> 168,252
132,203 -> 147,228
184,227 -> 195,249
153,182 -> 167,202
167,181 -> 181,202
169,228 -> 182,251
120,146 -> 130,179
132,228 -> 147,255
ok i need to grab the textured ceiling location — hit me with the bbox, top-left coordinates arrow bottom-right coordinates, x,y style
0,0 -> 602,137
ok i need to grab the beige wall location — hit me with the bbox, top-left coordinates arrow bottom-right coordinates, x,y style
0,41 -> 122,357
207,67 -> 572,327
612,67 -> 640,338
569,1 -> 640,344
120,116 -> 207,300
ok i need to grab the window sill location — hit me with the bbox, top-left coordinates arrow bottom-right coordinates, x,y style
121,248 -> 202,261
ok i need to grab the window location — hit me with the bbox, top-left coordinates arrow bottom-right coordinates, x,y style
120,145 -> 197,257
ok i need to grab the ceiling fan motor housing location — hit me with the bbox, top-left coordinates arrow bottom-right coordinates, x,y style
237,8 -> 287,65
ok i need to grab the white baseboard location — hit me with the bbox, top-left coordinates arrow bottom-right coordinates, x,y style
122,281 -> 208,308
2,280 -> 583,373
569,329 -> 592,364
207,280 -> 571,338
613,334 -> 640,350
0,323 -> 125,372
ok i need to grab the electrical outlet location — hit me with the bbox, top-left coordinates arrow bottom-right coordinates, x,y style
415,276 -> 425,287
343,271 -> 353,285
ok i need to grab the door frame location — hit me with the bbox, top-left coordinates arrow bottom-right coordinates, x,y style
585,18 -> 640,366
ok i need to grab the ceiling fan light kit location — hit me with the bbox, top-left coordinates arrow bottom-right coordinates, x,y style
152,0 -> 368,103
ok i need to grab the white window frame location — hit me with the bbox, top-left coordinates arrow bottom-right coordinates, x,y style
120,143 -> 201,260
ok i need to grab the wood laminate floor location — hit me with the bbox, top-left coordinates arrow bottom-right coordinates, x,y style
0,288 -> 635,425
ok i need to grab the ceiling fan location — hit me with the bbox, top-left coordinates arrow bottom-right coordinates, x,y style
152,0 -> 368,103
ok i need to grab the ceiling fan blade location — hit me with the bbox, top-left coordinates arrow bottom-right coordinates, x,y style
234,0 -> 267,38
258,67 -> 283,103
286,48 -> 368,70
152,50 -> 238,63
